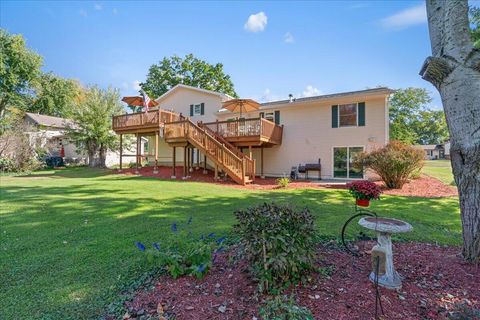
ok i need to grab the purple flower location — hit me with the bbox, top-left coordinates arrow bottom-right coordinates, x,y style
196,264 -> 207,273
135,241 -> 145,252
152,242 -> 160,251
212,253 -> 218,264
215,236 -> 226,245
216,246 -> 225,253
207,232 -> 215,238
171,223 -> 177,232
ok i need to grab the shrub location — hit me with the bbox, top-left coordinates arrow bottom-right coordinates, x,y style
0,156 -> 15,172
259,295 -> 314,320
135,218 -> 225,279
346,180 -> 382,200
356,141 -> 424,189
276,177 -> 290,188
234,203 -> 316,293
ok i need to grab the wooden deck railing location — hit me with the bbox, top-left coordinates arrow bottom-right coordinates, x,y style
164,119 -> 255,185
202,118 -> 283,145
112,109 -> 182,132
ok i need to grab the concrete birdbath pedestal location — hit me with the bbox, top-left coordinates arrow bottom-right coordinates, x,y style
358,217 -> 413,289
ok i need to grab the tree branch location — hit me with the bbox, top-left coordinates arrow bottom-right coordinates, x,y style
419,56 -> 454,89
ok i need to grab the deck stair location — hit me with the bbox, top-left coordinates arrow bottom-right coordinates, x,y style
164,119 -> 255,185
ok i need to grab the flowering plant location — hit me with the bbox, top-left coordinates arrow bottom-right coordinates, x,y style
346,180 -> 382,200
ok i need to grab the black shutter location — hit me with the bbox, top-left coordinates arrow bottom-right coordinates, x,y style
259,112 -> 265,118
200,103 -> 205,115
190,104 -> 193,116
332,105 -> 338,128
358,102 -> 365,126
274,110 -> 280,125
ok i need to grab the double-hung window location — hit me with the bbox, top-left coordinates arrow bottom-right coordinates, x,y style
193,104 -> 202,116
339,103 -> 358,127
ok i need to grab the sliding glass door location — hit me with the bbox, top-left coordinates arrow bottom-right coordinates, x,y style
333,146 -> 364,178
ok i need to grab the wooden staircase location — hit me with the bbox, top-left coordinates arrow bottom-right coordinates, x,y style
164,119 -> 256,185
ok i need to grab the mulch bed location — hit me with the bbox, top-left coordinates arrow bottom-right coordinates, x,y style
115,167 -> 457,198
119,242 -> 479,320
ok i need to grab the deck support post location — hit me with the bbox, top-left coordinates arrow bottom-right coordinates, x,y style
183,146 -> 187,179
189,148 -> 193,173
214,164 -> 219,180
248,145 -> 253,159
261,146 -> 265,179
153,132 -> 159,174
195,148 -> 200,170
135,134 -> 140,174
203,154 -> 207,174
171,146 -> 176,179
119,134 -> 123,172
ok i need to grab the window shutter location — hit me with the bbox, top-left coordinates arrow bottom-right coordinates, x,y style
190,104 -> 193,116
200,103 -> 205,115
259,112 -> 265,118
274,110 -> 280,125
358,102 -> 365,126
332,105 -> 338,128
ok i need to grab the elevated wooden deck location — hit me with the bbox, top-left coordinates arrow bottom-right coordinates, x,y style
112,109 -> 181,134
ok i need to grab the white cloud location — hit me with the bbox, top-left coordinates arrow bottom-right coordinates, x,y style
284,32 -> 294,44
258,88 -> 280,102
302,85 -> 321,97
244,12 -> 268,32
381,3 -> 427,30
132,80 -> 141,91
79,9 -> 87,17
94,3 -> 103,11
112,8 -> 118,15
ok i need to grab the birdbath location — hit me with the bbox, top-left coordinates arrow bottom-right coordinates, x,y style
358,217 -> 412,289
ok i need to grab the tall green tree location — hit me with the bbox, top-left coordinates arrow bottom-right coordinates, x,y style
141,54 -> 238,98
66,86 -> 123,168
29,72 -> 83,118
0,29 -> 43,119
470,6 -> 480,48
389,87 -> 449,144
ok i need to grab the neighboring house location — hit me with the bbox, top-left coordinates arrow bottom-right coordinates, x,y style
112,84 -> 393,184
24,112 -> 141,166
413,144 -> 446,160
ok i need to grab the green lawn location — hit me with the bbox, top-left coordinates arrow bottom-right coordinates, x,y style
0,167 -> 461,319
422,160 -> 456,185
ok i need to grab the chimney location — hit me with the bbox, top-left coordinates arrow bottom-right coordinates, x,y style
289,94 -> 294,103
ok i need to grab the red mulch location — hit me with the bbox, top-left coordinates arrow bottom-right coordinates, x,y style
114,167 -> 457,197
119,242 -> 479,320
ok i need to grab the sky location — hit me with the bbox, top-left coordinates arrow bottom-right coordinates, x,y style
2,0 -> 475,108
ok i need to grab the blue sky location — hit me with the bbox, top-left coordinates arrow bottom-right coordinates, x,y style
2,0 -> 474,108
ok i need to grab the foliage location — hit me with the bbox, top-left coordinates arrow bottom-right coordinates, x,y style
234,203 -> 316,293
389,88 -> 448,145
0,156 -> 15,172
470,6 -> 480,48
0,29 -> 43,119
346,180 -> 382,200
141,54 -> 238,98
357,141 -> 424,189
135,219 -> 225,279
259,295 -> 314,320
276,177 -> 290,188
29,72 -> 84,118
66,86 -> 124,168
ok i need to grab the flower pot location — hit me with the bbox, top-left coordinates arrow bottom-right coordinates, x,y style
356,198 -> 370,207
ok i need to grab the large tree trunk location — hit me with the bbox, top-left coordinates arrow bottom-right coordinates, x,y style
98,145 -> 107,169
421,0 -> 480,262
86,140 -> 98,168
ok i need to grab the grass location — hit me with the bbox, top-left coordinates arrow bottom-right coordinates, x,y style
422,160 -> 456,185
0,167 -> 461,319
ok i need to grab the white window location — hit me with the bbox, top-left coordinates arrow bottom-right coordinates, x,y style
264,112 -> 274,122
339,103 -> 357,127
193,104 -> 202,116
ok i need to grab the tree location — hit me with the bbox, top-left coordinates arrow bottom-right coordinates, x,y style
29,73 -> 83,118
471,6 -> 480,48
389,87 -> 448,145
66,86 -> 123,168
421,0 -> 480,262
0,29 -> 43,119
141,54 -> 238,98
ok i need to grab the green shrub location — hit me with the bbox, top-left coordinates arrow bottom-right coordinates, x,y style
356,141 -> 424,189
410,168 -> 421,179
276,177 -> 290,188
259,295 -> 314,320
135,219 -> 225,279
234,203 -> 316,293
0,156 -> 15,172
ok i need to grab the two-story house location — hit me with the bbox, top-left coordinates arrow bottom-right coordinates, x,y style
112,84 -> 393,184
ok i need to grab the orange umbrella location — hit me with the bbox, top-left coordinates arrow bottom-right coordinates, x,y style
222,99 -> 260,117
121,96 -> 159,108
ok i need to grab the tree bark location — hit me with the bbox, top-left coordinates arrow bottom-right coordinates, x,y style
98,145 -> 107,168
421,0 -> 480,262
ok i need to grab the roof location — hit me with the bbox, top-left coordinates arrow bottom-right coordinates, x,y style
413,144 -> 444,150
25,112 -> 75,129
260,87 -> 394,108
155,84 -> 234,103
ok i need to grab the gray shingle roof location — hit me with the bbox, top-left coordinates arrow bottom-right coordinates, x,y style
25,112 -> 75,129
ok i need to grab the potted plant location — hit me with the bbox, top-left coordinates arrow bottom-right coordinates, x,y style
346,180 -> 382,207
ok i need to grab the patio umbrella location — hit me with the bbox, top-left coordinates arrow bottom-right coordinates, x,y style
222,99 -> 260,118
121,96 -> 159,108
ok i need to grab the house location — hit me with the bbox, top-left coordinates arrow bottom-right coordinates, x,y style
413,144 -> 446,160
24,112 -> 141,166
112,84 -> 393,184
